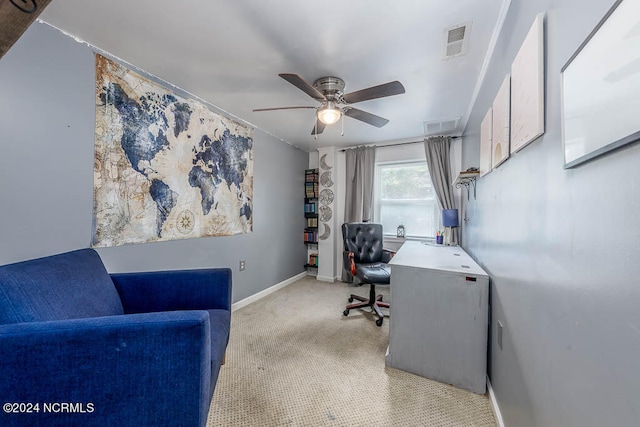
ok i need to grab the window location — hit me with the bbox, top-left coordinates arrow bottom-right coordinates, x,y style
374,161 -> 439,238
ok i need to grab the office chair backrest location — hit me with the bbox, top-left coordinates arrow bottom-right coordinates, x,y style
342,223 -> 384,264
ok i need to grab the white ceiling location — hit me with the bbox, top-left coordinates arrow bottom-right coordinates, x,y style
39,0 -> 509,152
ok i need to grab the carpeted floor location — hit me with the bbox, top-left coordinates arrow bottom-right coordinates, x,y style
208,276 -> 497,426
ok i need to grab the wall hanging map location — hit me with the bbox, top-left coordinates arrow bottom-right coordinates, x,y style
92,54 -> 253,247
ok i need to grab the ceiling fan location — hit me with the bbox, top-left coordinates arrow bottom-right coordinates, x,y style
253,74 -> 405,135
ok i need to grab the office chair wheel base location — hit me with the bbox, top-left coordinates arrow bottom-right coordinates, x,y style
343,309 -> 350,316
376,318 -> 383,327
348,297 -> 354,303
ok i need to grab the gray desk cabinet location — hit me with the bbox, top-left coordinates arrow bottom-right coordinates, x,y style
385,241 -> 489,394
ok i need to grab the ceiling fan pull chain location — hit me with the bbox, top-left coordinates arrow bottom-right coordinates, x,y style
341,113 -> 344,136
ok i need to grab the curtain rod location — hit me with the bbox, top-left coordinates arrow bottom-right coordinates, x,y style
338,136 -> 460,152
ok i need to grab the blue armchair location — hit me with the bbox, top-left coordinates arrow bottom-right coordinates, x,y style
0,248 -> 231,427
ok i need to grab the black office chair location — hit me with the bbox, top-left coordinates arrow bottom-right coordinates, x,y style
341,222 -> 394,326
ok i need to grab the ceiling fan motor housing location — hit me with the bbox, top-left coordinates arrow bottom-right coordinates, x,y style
313,76 -> 345,100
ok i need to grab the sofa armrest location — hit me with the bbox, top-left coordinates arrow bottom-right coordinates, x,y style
0,311 -> 213,427
111,268 -> 232,314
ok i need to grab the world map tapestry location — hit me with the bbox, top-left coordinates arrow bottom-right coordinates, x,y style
92,54 -> 253,247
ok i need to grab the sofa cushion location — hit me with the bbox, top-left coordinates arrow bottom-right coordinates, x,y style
0,249 -> 124,324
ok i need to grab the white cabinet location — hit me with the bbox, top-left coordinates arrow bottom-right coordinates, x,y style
385,241 -> 489,394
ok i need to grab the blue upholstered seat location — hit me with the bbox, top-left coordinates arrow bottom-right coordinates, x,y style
0,248 -> 232,427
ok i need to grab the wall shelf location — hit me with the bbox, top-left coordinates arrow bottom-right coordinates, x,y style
304,169 -> 319,273
453,171 -> 479,200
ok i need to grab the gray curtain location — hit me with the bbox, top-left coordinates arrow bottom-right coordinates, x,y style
342,145 -> 376,281
424,136 -> 459,244
344,146 -> 376,223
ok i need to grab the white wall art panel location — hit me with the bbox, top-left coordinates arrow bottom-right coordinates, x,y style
492,75 -> 510,169
510,13 -> 545,154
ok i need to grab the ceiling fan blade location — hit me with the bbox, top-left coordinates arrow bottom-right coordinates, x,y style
344,108 -> 389,128
279,74 -> 326,101
311,120 -> 326,135
253,106 -> 316,112
342,81 -> 405,104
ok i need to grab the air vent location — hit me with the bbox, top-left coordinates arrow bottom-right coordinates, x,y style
423,117 -> 461,135
444,22 -> 472,58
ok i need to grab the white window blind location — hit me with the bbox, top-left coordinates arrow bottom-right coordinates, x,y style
374,161 -> 439,238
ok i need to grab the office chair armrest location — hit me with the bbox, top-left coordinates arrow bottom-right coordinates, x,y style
382,249 -> 396,263
343,251 -> 357,275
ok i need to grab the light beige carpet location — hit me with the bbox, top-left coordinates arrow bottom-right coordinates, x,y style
208,276 -> 497,426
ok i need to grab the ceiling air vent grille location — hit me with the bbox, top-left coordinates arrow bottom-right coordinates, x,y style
423,117 -> 461,136
444,22 -> 472,58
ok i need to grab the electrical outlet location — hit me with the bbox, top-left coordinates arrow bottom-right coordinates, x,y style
497,320 -> 503,350
239,260 -> 246,271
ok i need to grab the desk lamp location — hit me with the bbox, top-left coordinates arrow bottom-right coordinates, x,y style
442,209 -> 459,246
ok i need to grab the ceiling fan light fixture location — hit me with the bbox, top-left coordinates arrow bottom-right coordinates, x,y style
317,102 -> 341,125
256,73 -> 405,134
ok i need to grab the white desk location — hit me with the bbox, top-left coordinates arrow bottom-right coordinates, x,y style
385,241 -> 489,394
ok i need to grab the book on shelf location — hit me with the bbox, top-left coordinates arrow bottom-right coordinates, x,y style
304,201 -> 316,213
306,217 -> 318,228
305,168 -> 319,183
305,182 -> 318,198
305,169 -> 319,197
308,253 -> 318,267
304,231 -> 318,243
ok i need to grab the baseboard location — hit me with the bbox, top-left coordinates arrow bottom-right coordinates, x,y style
315,275 -> 335,283
232,272 -> 307,312
487,376 -> 505,427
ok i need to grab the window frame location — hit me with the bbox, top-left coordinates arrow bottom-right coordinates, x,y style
373,160 -> 441,239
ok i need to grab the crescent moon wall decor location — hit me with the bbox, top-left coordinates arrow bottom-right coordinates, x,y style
320,154 -> 333,170
316,147 -> 336,281
318,223 -> 331,240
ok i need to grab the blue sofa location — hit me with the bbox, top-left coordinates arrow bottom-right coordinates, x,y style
0,248 -> 231,427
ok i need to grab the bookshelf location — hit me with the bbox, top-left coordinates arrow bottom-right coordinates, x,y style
304,168 -> 319,275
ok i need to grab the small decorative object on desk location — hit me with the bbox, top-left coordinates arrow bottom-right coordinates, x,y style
397,224 -> 405,238
442,209 -> 459,246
